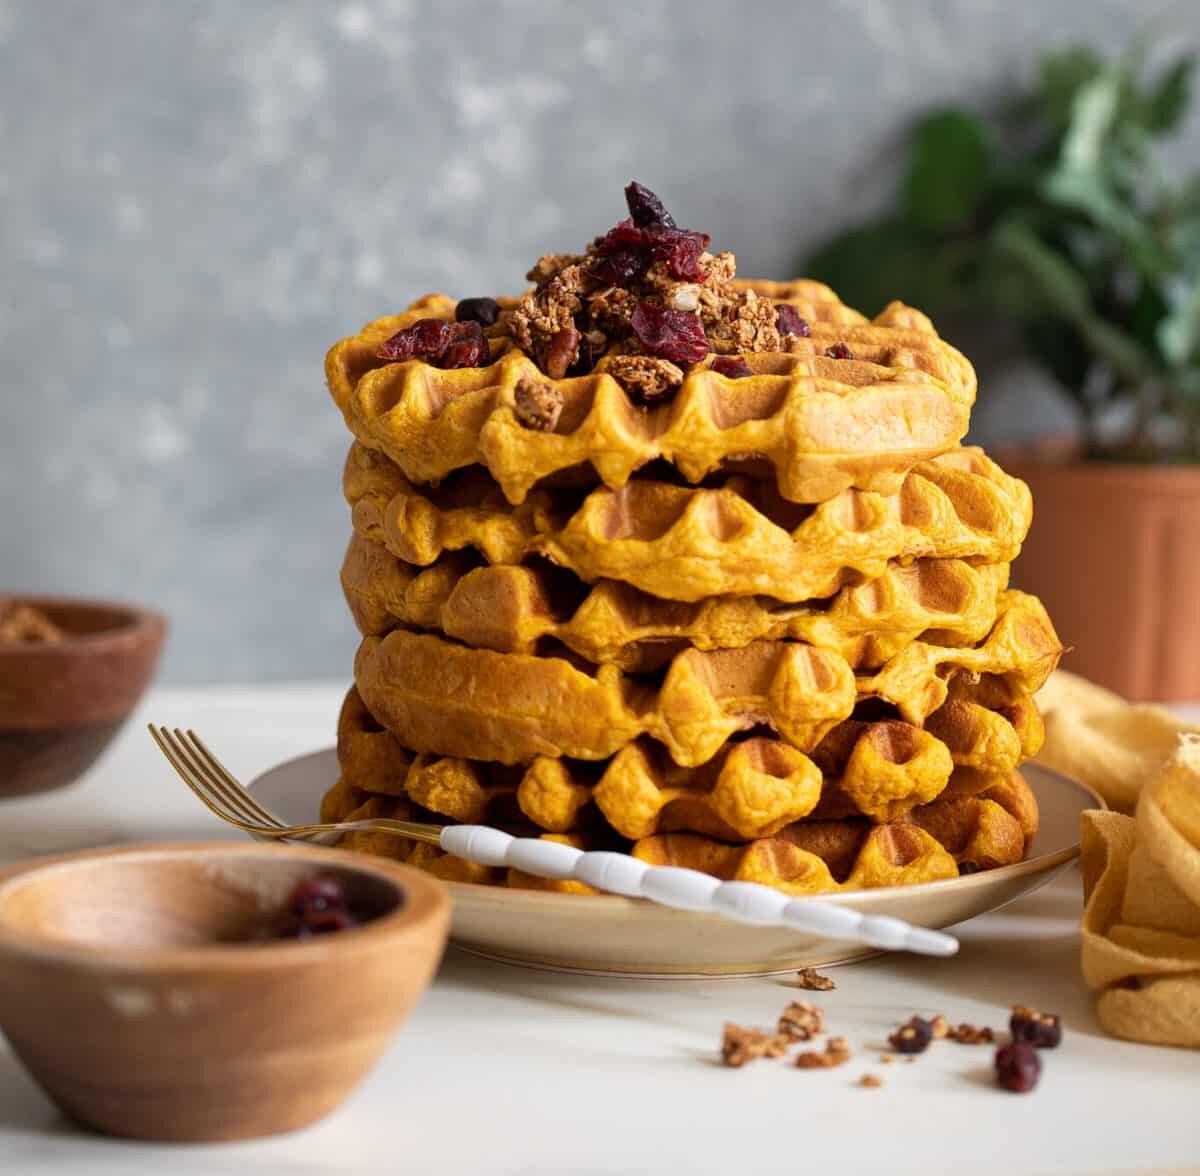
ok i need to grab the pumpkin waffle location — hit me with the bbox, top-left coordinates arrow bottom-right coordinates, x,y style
326,284 -> 975,507
341,530 -> 1010,673
345,443 -> 1031,604
351,592 -> 1058,767
324,779 -> 1034,895
332,684 -> 1043,836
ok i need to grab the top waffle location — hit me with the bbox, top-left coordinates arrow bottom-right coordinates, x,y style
326,182 -> 976,505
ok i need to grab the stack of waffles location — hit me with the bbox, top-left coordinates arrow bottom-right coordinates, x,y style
320,183 -> 1062,895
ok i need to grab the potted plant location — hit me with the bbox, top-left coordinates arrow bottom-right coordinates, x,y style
805,43 -> 1200,700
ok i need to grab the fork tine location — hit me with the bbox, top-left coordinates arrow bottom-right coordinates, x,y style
181,729 -> 289,830
168,729 -> 279,830
147,725 -> 257,831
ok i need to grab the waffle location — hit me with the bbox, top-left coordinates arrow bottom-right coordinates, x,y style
326,284 -> 976,506
326,769 -> 1035,895
345,443 -> 1032,604
352,592 -> 1057,767
333,682 -> 1040,835
342,531 -> 1010,673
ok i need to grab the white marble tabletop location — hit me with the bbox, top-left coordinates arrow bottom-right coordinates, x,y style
1,683 -> 1198,1176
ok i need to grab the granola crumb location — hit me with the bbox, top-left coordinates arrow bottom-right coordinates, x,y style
930,1014 -> 950,1040
0,602 -> 64,644
795,1036 -> 851,1070
721,1023 -> 790,1068
880,1053 -> 896,1064
513,376 -> 564,432
525,252 -> 584,284
605,354 -> 684,404
947,1022 -> 995,1045
795,967 -> 836,991
778,1001 -> 823,1042
859,1073 -> 884,1088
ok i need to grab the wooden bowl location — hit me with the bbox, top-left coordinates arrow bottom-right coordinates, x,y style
0,841 -> 451,1141
0,595 -> 167,798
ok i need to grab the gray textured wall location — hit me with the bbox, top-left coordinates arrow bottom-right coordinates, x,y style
2,0 -> 1196,682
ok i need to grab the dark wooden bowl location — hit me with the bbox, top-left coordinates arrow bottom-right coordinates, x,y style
0,596 -> 167,798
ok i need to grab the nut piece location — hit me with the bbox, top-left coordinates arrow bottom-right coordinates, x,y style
930,1014 -> 950,1040
513,376 -> 564,433
796,1036 -> 851,1069
795,967 -> 836,992
778,1001 -> 823,1042
947,1022 -> 995,1045
995,1041 -> 1041,1092
858,1073 -> 884,1088
0,602 -> 64,644
1010,1005 -> 1062,1049
606,354 -> 684,404
721,1023 -> 790,1068
888,1016 -> 934,1055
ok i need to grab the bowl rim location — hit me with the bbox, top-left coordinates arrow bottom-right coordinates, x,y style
0,594 -> 167,656
0,841 -> 451,970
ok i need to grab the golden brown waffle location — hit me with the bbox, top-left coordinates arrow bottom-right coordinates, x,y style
333,679 -> 1042,836
326,285 -> 976,506
345,444 -> 1032,603
342,530 -> 1010,673
352,592 -> 1058,767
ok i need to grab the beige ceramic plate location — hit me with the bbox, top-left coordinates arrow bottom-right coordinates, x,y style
251,751 -> 1100,979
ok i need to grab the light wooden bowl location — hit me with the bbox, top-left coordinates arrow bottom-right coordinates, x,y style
0,842 -> 451,1141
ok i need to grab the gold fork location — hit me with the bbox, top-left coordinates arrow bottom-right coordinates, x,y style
147,725 -> 959,957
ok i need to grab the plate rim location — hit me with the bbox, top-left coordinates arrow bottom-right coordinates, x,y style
249,748 -> 1104,911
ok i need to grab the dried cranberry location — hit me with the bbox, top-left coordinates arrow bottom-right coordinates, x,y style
288,874 -> 346,915
301,908 -> 359,935
377,318 -> 451,363
776,304 -> 810,337
441,320 -> 490,368
825,342 -> 854,360
590,246 -> 650,288
455,297 -> 501,326
625,181 -> 676,228
995,1042 -> 1041,1092
594,220 -> 710,283
1010,1006 -> 1062,1049
630,302 -> 709,365
711,355 -> 752,379
888,1016 -> 933,1054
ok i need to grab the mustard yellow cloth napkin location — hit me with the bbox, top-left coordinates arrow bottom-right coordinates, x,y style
1036,670 -> 1200,814
1034,672 -> 1200,1048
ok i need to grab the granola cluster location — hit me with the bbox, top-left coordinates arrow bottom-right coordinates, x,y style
0,601 -> 64,644
502,181 -> 825,404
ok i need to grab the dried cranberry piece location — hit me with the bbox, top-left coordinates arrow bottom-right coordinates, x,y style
441,320 -> 490,368
289,875 -> 347,915
650,225 -> 709,281
590,246 -> 650,288
711,356 -> 752,379
776,304 -> 810,337
455,297 -> 501,326
1010,1006 -> 1062,1049
995,1042 -> 1041,1093
630,302 -> 709,365
825,342 -> 854,360
625,180 -> 676,228
377,318 -> 451,363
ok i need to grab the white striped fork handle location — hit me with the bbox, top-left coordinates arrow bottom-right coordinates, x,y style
441,825 -> 958,957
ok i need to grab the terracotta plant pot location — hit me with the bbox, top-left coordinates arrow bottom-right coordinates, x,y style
999,450 -> 1200,701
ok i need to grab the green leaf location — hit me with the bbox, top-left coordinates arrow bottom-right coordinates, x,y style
991,219 -> 1158,385
1023,318 -> 1093,400
802,219 -> 977,317
1038,47 -> 1105,128
1061,71 -> 1122,171
1144,55 -> 1196,133
900,110 -> 992,230
1159,280 -> 1200,365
